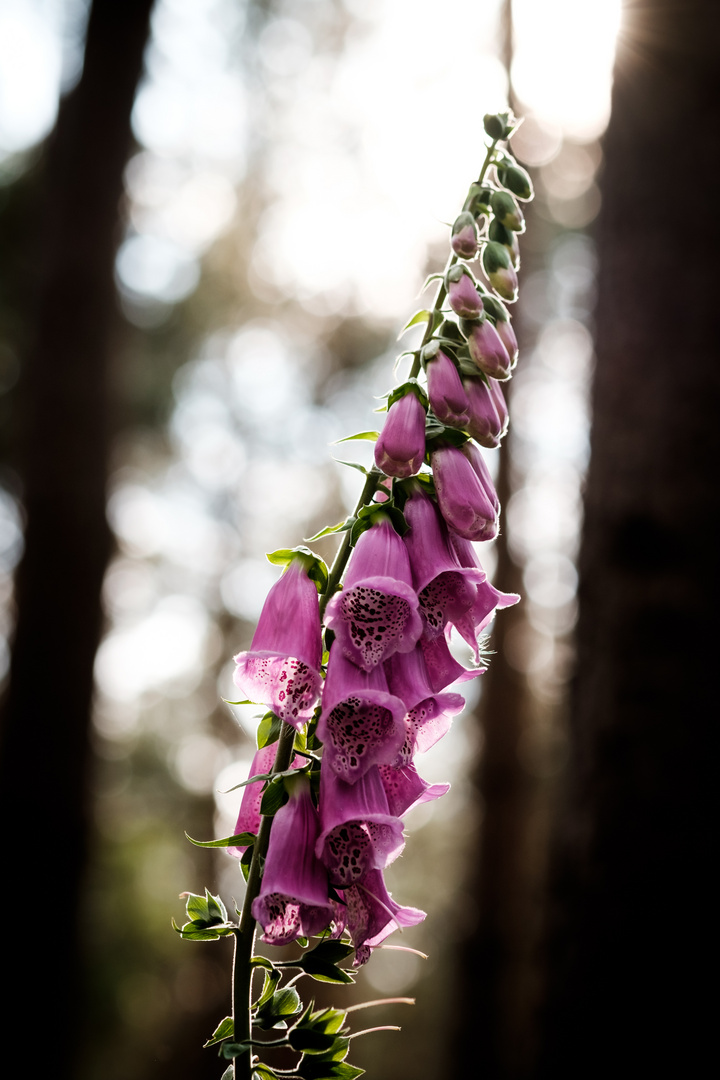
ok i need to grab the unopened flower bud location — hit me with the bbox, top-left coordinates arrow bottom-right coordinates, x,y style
463,317 -> 512,380
374,388 -> 427,478
496,163 -> 534,201
490,190 -> 525,232
431,442 -> 499,542
450,211 -> 478,259
489,219 -> 520,268
462,375 -> 502,448
483,113 -> 506,141
446,266 -> 484,319
487,377 -> 509,434
482,241 -> 518,302
426,349 -> 470,429
480,294 -> 518,365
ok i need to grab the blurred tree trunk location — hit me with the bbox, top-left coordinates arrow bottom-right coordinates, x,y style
0,1 -> 154,1076
536,2 -> 720,1076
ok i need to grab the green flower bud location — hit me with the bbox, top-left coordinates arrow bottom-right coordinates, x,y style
489,219 -> 520,268
482,241 -> 518,302
465,184 -> 493,217
490,190 -> 525,232
483,113 -> 506,141
496,163 -> 534,201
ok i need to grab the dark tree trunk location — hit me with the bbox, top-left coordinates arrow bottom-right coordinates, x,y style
0,1 -> 154,1075
536,2 -> 720,1076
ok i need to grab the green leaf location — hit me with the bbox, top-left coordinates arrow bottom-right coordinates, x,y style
256,986 -> 303,1030
332,431 -> 380,444
303,941 -> 355,965
257,711 -> 283,749
306,1008 -> 348,1036
305,518 -> 354,543
260,777 -> 288,817
289,1029 -> 340,1054
240,844 -> 254,883
204,1016 -> 234,1048
332,459 -> 369,476
220,1042 -> 252,1060
223,698 -> 253,705
298,1059 -> 364,1080
221,1067 -> 234,1080
250,956 -> 275,970
255,969 -> 281,1010
252,1067 -> 281,1080
298,962 -> 355,985
186,831 -> 256,849
398,309 -> 431,337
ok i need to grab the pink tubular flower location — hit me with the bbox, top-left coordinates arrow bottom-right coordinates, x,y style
378,762 -> 450,817
316,649 -> 407,783
233,556 -> 323,730
463,375 -> 504,448
323,517 -> 423,672
466,319 -> 512,381
384,645 -> 465,764
430,443 -> 499,542
402,485 -> 485,639
315,764 -> 405,888
419,631 -> 485,692
450,211 -> 478,259
227,744 -> 277,857
333,868 -> 426,967
426,350 -> 470,429
251,775 -> 334,946
495,317 -> 518,366
374,389 -> 426,478
449,532 -> 520,654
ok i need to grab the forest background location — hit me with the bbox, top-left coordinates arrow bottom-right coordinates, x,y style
0,1 -> 716,1079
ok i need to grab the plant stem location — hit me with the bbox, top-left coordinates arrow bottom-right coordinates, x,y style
319,466 -> 383,620
233,720 -> 296,1080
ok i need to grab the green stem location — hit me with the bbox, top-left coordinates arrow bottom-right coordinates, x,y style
409,137 -> 499,380
232,720 -> 296,1080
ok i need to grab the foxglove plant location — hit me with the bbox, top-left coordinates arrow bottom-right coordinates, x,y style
176,110 -> 533,1080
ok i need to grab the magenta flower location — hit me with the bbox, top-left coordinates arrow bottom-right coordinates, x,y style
426,349 -> 470,429
316,649 -> 407,783
374,388 -> 426,478
333,868 -> 426,967
315,764 -> 405,888
449,532 -> 520,656
384,644 -> 465,765
466,318 -> 512,381
463,375 -> 504,448
447,269 -> 484,319
419,631 -> 486,692
430,443 -> 499,542
487,377 -> 509,434
251,775 -> 334,946
495,317 -> 518,365
378,762 -> 450,817
227,743 -> 278,857
233,556 -> 323,730
323,517 -> 423,672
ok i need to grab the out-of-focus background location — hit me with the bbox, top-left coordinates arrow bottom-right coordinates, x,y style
0,2 -> 716,1079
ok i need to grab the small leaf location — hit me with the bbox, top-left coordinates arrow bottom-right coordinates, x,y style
255,969 -> 281,1010
332,431 -> 380,444
305,518 -> 354,543
332,460 -> 368,476
289,1029 -> 339,1054
204,1016 -> 234,1048
398,309 -> 431,337
257,711 -> 283,750
186,831 -> 256,849
221,1067 -> 234,1080
223,698 -> 253,705
304,941 -> 356,965
220,1042 -> 252,1060
250,956 -> 275,970
260,777 -> 288,817
252,1067 -> 281,1080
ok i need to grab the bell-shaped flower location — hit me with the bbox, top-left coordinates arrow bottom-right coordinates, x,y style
233,556 -> 323,730
402,486 -> 486,643
430,443 -> 499,542
227,743 -> 277,857
315,763 -> 405,888
449,532 -> 520,656
447,267 -> 484,319
426,349 -> 470,429
419,631 -> 486,692
482,240 -> 519,302
333,868 -> 426,967
463,375 -> 504,448
384,644 -> 465,765
251,775 -> 334,946
465,318 -> 512,381
324,516 -> 423,672
316,649 -> 407,783
378,762 -> 450,817
374,389 -> 427,478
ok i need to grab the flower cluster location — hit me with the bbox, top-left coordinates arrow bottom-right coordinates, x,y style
228,112 -> 529,969
177,110 -> 532,1078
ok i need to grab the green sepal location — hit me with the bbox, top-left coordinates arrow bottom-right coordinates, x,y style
255,986 -> 303,1030
204,1016 -> 234,1048
332,431 -> 380,444
255,968 -> 281,1010
386,379 -> 429,412
425,424 -> 470,455
252,1067 -> 281,1080
333,460 -> 369,477
185,831 -> 256,849
240,843 -> 254,882
173,917 -> 235,942
398,309 -> 431,337
480,293 -> 509,323
257,710 -> 283,749
349,503 -> 409,547
483,112 -> 506,140
221,1067 -> 234,1080
289,1029 -> 341,1054
305,1006 -> 349,1036
305,518 -> 355,543
184,889 -> 228,926
297,1061 -> 364,1080
266,546 -> 329,594
496,162 -> 533,201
